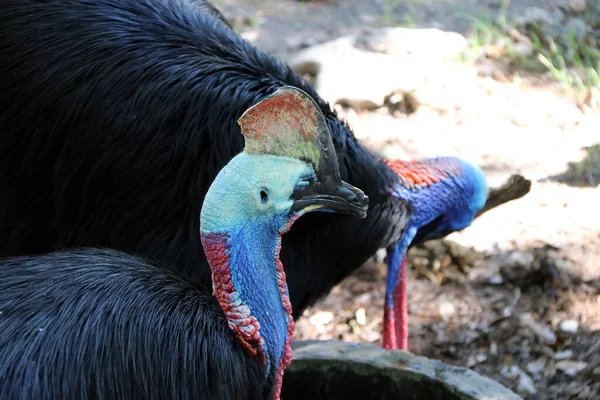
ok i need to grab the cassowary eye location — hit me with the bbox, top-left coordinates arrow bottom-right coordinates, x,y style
294,176 -> 314,192
260,190 -> 269,204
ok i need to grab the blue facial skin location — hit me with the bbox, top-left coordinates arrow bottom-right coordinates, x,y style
200,153 -> 317,379
386,159 -> 488,307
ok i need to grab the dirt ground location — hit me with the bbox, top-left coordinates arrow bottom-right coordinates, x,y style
213,1 -> 599,398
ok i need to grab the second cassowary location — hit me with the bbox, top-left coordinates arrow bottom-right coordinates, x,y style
382,158 -> 488,350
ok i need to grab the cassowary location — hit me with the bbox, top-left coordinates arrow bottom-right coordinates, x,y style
0,87 -> 369,400
382,158 -> 487,350
0,0 -> 525,350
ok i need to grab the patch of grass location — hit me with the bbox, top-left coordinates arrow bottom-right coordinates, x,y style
530,25 -> 600,91
456,10 -> 508,65
457,3 -> 600,96
552,144 -> 600,187
381,0 -> 401,26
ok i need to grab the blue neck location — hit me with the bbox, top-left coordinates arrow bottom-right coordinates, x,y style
227,217 -> 292,378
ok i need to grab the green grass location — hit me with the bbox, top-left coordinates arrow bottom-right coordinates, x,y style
555,144 -> 600,187
456,4 -> 600,96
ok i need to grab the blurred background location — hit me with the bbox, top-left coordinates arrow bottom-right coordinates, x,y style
213,0 -> 598,398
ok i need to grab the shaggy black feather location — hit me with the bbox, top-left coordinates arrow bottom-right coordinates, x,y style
0,248 -> 267,400
0,0 -> 408,319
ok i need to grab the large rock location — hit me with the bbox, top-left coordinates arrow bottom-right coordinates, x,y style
282,340 -> 522,400
287,28 -> 474,111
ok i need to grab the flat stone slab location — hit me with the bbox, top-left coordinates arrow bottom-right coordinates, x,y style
281,340 -> 522,400
287,28 -> 475,111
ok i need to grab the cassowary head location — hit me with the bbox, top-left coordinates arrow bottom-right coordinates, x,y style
200,86 -> 368,398
201,86 -> 369,235
382,156 -> 488,350
410,158 -> 488,244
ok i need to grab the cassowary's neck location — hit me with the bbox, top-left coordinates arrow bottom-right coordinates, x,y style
201,221 -> 295,400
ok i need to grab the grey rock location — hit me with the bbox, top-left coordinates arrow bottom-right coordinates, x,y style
512,41 -> 535,58
519,313 -> 557,345
506,250 -> 535,268
356,27 -> 469,61
554,349 -> 574,360
555,360 -> 588,376
569,0 -> 588,13
559,319 -> 579,333
515,7 -> 562,27
562,18 -> 590,42
285,340 -> 522,400
287,28 -> 474,111
525,358 -> 545,378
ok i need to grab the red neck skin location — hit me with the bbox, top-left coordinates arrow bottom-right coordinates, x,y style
382,257 -> 408,350
272,237 -> 295,399
201,227 -> 295,400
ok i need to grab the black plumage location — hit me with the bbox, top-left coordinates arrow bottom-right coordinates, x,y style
0,248 -> 266,400
0,0 -> 408,319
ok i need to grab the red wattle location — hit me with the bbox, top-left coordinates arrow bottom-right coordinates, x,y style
201,232 -> 266,361
273,235 -> 295,400
382,258 -> 408,351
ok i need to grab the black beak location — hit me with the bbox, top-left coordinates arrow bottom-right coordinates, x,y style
288,101 -> 369,218
290,179 -> 369,218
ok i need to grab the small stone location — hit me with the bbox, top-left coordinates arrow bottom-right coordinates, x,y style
489,342 -> 498,356
488,274 -> 504,285
484,43 -> 506,59
512,41 -> 534,58
501,306 -> 513,318
355,308 -> 367,325
520,313 -> 557,344
569,0 -> 587,13
515,7 -> 559,27
375,249 -> 387,265
308,311 -> 334,326
439,301 -> 456,322
559,319 -> 579,333
556,360 -> 588,376
502,365 -> 537,395
506,250 -> 534,268
359,329 -> 381,343
554,349 -> 574,360
467,352 -> 488,367
240,30 -> 258,43
525,359 -> 545,377
517,372 -> 537,395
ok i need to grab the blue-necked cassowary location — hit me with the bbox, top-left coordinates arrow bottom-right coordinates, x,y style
0,0 -> 526,351
0,87 -> 368,400
381,158 -> 487,350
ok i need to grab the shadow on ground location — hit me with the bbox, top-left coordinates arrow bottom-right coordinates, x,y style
547,143 -> 600,188
295,238 -> 600,399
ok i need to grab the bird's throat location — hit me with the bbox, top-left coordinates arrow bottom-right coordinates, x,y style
201,230 -> 294,400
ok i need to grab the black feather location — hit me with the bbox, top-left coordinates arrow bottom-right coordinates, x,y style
0,248 -> 267,400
